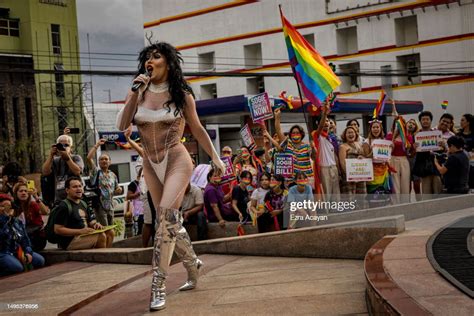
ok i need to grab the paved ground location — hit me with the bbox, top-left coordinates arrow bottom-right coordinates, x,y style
0,255 -> 367,316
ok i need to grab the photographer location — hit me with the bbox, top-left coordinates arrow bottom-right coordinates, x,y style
434,136 -> 470,194
42,135 -> 84,204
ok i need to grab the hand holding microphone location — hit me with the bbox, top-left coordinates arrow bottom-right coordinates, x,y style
131,69 -> 151,93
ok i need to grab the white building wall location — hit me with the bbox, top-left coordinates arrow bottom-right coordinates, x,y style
142,0 -> 474,126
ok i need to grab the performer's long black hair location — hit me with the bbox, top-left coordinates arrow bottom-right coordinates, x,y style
137,42 -> 193,116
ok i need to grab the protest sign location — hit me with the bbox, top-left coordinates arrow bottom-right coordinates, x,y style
220,156 -> 236,183
248,92 -> 273,123
240,124 -> 256,150
274,153 -> 294,178
372,139 -> 392,162
415,130 -> 442,152
346,159 -> 374,182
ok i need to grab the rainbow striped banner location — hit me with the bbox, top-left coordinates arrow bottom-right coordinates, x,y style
373,90 -> 388,119
441,100 -> 448,111
280,7 -> 341,106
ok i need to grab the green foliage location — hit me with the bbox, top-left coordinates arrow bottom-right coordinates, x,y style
113,218 -> 124,237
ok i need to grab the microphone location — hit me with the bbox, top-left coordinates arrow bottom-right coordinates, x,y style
131,69 -> 151,92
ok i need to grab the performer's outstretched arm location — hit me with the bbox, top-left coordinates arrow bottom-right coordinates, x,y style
183,94 -> 225,173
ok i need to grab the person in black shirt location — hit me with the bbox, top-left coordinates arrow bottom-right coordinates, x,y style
231,171 -> 252,223
434,136 -> 470,194
457,113 -> 474,152
54,177 -> 114,250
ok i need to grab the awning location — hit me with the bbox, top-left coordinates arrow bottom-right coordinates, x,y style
196,94 -> 423,116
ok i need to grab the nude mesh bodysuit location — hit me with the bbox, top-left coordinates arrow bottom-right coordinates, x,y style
117,89 -> 193,211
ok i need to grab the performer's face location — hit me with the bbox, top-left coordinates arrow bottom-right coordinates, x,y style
145,49 -> 169,84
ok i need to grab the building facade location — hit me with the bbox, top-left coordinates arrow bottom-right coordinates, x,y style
0,0 -> 85,172
142,0 -> 473,133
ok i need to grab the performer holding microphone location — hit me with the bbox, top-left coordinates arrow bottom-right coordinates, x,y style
116,42 -> 225,311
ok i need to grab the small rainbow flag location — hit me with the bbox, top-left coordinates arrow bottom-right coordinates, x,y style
373,90 -> 388,119
395,116 -> 411,152
441,100 -> 448,111
280,7 -> 341,107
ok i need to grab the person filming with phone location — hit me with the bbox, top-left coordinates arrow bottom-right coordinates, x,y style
42,134 -> 84,204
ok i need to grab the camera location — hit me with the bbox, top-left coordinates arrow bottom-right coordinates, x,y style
55,143 -> 66,151
433,152 -> 448,164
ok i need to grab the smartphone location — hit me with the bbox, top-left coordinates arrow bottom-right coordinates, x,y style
27,180 -> 35,191
69,127 -> 80,134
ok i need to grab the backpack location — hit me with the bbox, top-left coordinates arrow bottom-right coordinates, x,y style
45,199 -> 88,244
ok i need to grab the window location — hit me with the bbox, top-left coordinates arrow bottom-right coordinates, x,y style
51,24 -> 61,54
339,62 -> 361,93
200,84 -> 217,99
57,106 -> 68,133
380,65 -> 393,93
54,63 -> 65,97
336,26 -> 358,55
397,54 -> 421,86
12,97 -> 20,139
25,98 -> 33,137
0,19 -> 19,37
303,33 -> 315,48
198,52 -> 215,71
246,76 -> 265,95
244,43 -> 262,69
395,15 -> 418,46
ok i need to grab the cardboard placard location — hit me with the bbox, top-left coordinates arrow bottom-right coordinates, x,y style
220,156 -> 236,183
274,153 -> 294,178
240,124 -> 256,150
346,159 -> 374,182
372,139 -> 392,162
414,130 -> 442,152
248,92 -> 273,123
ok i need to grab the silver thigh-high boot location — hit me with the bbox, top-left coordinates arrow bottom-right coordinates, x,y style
149,207 -> 179,311
174,222 -> 203,291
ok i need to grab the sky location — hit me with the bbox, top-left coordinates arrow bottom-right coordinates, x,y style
76,0 -> 144,103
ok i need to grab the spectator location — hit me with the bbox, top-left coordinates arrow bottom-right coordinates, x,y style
286,171 -> 315,228
233,146 -> 259,187
54,177 -> 114,250
0,162 -> 27,195
274,108 -> 314,183
346,119 -> 365,144
313,101 -> 340,201
0,194 -> 45,276
231,170 -> 252,223
127,166 -> 145,236
386,117 -> 414,203
434,136 -> 470,194
339,126 -> 367,198
407,119 -> 422,201
204,168 -> 239,227
221,146 -> 233,158
259,175 -> 287,233
412,111 -> 442,197
249,172 -> 271,226
42,135 -> 84,203
13,182 -> 49,251
457,113 -> 474,152
262,129 -> 282,174
181,183 -> 207,240
86,139 -> 123,226
328,118 -> 342,153
436,113 -> 455,143
362,120 -> 391,204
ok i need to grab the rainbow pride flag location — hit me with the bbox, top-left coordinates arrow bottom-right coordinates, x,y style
441,100 -> 448,111
395,116 -> 411,152
373,90 -> 388,119
280,7 -> 341,106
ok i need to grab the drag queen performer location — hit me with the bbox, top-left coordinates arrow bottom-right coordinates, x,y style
116,42 -> 225,311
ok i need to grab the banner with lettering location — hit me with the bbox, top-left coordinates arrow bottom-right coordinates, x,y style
274,153 -> 294,178
248,92 -> 274,123
240,124 -> 256,150
346,159 -> 374,182
372,140 -> 392,162
415,130 -> 442,152
220,156 -> 236,183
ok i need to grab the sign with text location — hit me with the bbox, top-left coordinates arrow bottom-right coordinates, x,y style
372,140 -> 392,162
346,159 -> 374,182
274,153 -> 294,178
415,130 -> 442,152
248,92 -> 273,123
190,164 -> 211,189
220,156 -> 236,183
240,124 -> 256,150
